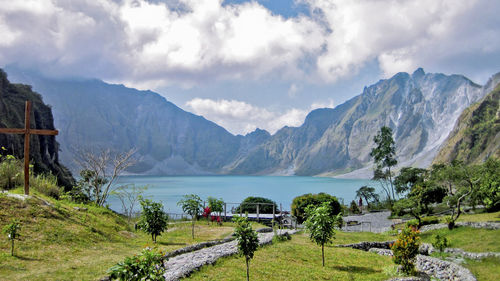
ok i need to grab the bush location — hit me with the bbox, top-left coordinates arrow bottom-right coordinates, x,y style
235,196 -> 277,214
31,173 -> 62,199
108,247 -> 166,280
291,193 -> 342,223
404,217 -> 440,228
405,219 -> 419,229
432,234 -> 449,253
421,216 -> 439,225
391,226 -> 420,275
0,154 -> 23,190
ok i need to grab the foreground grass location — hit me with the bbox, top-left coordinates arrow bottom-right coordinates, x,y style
0,192 -> 264,281
464,257 -> 500,281
420,226 -> 500,253
187,232 -> 395,281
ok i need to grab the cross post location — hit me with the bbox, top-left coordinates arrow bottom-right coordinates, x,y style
0,101 -> 58,195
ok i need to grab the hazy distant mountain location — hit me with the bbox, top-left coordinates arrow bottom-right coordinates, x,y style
5,67 -> 269,175
433,73 -> 500,165
5,67 -> 491,178
0,69 -> 74,188
224,68 -> 486,177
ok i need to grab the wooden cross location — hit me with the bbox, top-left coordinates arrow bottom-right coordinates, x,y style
0,101 -> 58,195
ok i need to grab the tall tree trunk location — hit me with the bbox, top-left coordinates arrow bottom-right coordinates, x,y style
246,257 -> 250,281
388,167 -> 395,201
322,244 -> 325,267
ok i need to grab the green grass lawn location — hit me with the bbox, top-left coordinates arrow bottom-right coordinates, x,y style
420,226 -> 500,253
464,257 -> 500,281
0,192 -> 265,281
457,210 -> 500,222
187,232 -> 396,281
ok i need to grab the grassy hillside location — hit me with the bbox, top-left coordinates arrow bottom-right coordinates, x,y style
434,84 -> 500,164
0,190 -> 250,281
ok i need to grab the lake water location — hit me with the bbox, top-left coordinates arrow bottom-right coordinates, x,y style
107,176 -> 380,215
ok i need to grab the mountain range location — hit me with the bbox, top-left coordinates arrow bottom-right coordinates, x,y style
4,66 -> 497,178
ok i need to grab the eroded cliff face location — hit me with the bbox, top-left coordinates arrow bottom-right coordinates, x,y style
225,68 -> 484,177
433,72 -> 500,165
0,69 -> 74,188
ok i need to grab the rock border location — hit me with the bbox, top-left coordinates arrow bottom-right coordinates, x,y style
420,222 -> 500,232
339,241 -> 478,281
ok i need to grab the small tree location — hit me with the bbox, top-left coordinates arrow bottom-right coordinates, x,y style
370,126 -> 398,206
74,147 -> 136,206
177,194 -> 203,239
112,184 -> 147,223
137,198 -> 169,243
391,226 -> 420,275
3,219 -> 21,256
233,216 -> 259,281
432,234 -> 449,253
208,197 -> 224,225
304,202 -> 342,266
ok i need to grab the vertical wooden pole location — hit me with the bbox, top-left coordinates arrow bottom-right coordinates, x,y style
273,204 -> 275,222
224,203 -> 227,221
24,101 -> 31,195
256,204 -> 259,222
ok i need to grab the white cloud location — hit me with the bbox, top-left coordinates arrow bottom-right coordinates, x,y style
185,97 -> 335,135
0,0 -> 498,87
287,83 -> 299,98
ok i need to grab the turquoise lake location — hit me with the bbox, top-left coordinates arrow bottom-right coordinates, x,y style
107,176 -> 380,215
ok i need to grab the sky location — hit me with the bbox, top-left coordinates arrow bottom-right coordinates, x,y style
1,0 -> 499,135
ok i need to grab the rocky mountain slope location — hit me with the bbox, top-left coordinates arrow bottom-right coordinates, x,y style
4,67 -> 492,178
224,68 -> 485,177
4,67 -> 269,175
0,69 -> 74,188
433,73 -> 500,164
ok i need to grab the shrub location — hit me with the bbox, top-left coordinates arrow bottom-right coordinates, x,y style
432,234 -> 449,253
391,226 -> 420,275
421,216 -> 439,225
108,247 -> 166,280
0,154 -> 23,190
31,173 -> 62,199
405,219 -> 419,229
291,193 -> 342,223
235,196 -> 277,214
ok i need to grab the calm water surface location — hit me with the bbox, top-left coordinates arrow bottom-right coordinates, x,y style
107,176 -> 380,214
